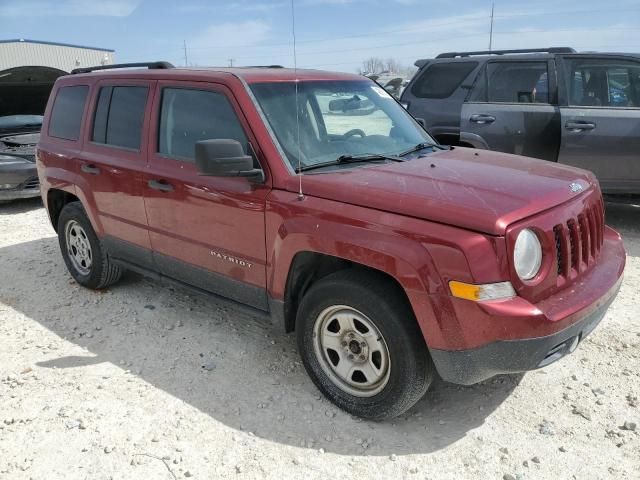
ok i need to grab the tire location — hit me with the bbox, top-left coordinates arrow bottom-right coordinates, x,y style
297,269 -> 434,420
57,201 -> 122,289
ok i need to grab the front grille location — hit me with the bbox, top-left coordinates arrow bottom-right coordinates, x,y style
22,177 -> 40,190
553,199 -> 605,280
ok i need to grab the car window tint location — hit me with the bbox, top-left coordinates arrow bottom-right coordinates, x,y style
485,62 -> 549,104
92,86 -> 111,144
48,85 -> 88,140
467,64 -> 488,102
411,62 -> 478,99
568,58 -> 640,108
158,88 -> 248,161
92,86 -> 148,150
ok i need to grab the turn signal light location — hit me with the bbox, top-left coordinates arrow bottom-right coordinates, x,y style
449,280 -> 516,301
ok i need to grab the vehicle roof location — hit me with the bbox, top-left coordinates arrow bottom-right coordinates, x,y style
65,66 -> 366,84
415,51 -> 640,67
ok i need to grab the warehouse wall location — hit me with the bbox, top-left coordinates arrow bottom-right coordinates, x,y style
0,41 -> 114,73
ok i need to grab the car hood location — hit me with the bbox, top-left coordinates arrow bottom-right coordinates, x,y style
287,147 -> 597,235
0,132 -> 40,161
0,65 -> 65,118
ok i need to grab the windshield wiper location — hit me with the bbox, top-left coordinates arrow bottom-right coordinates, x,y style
299,153 -> 403,172
399,142 -> 448,157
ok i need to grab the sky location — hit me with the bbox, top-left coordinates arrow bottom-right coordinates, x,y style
1,0 -> 639,72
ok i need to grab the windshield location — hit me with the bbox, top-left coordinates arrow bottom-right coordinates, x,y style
250,80 -> 433,171
0,114 -> 43,131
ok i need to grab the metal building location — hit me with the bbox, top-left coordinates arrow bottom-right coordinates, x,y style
0,39 -> 114,73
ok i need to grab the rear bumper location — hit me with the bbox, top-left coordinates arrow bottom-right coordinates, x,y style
430,276 -> 621,385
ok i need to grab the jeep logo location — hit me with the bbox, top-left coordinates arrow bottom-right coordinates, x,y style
210,251 -> 253,268
570,182 -> 583,193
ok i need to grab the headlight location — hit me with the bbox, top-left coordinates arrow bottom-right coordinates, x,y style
0,154 -> 29,165
514,229 -> 542,281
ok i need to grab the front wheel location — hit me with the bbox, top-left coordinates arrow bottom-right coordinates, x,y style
297,269 -> 434,420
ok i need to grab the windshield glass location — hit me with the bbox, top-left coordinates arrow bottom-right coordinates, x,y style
250,80 -> 433,171
0,114 -> 43,131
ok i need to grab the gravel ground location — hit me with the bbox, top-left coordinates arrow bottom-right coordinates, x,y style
0,198 -> 638,480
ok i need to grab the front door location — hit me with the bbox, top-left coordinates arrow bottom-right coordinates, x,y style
461,59 -> 561,161
557,56 -> 640,194
143,81 -> 271,310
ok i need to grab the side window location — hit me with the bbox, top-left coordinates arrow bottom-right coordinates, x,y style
48,85 -> 88,141
92,86 -> 148,150
568,58 -> 640,108
158,88 -> 248,161
410,62 -> 478,99
484,62 -> 549,104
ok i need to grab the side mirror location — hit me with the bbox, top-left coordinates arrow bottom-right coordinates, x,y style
195,139 -> 264,182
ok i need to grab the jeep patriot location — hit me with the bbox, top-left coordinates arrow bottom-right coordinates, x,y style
37,62 -> 625,419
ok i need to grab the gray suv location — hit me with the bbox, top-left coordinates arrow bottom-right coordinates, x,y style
401,47 -> 640,194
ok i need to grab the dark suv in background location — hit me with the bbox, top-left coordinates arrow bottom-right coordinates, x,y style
401,47 -> 640,194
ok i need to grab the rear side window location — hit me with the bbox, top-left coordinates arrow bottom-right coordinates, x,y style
158,88 -> 248,161
471,62 -> 549,104
92,86 -> 148,150
48,85 -> 88,141
410,62 -> 478,99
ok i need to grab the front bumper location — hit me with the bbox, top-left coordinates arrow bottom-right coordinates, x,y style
429,226 -> 625,385
431,277 -> 621,385
0,161 -> 39,200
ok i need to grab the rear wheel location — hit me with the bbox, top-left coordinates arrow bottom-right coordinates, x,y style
297,269 -> 434,420
58,202 -> 122,289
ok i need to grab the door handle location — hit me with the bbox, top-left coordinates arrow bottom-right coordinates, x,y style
148,179 -> 174,192
565,121 -> 596,131
470,114 -> 496,124
81,164 -> 100,175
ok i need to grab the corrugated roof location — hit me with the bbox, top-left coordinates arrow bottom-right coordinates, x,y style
0,38 -> 114,53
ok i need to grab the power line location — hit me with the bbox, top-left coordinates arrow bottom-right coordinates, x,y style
178,26 -> 639,65
149,5 -> 640,55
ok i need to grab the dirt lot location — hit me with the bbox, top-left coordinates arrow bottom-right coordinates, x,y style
0,198 -> 638,480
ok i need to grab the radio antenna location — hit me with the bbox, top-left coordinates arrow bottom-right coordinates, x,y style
290,0 -> 304,200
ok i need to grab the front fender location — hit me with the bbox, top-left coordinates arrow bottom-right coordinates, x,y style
265,191 -> 505,349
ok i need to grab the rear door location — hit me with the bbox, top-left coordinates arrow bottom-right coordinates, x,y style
557,55 -> 640,193
461,59 -> 560,160
80,80 -> 154,269
143,81 -> 271,310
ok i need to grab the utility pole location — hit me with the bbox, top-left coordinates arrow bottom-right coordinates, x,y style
183,40 -> 188,67
489,2 -> 495,51
228,58 -> 235,67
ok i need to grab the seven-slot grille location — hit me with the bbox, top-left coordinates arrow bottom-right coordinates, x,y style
553,199 -> 605,280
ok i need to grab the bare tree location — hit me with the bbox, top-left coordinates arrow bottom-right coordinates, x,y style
384,57 -> 401,74
360,57 -> 385,75
359,57 -> 417,78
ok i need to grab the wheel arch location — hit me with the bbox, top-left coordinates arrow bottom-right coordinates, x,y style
46,185 -> 103,235
279,251 -> 416,334
46,188 -> 80,232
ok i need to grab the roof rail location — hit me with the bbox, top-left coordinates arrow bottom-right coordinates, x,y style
435,47 -> 576,59
71,61 -> 175,75
245,65 -> 285,68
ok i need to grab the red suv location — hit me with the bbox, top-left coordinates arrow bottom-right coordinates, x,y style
37,62 -> 625,419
